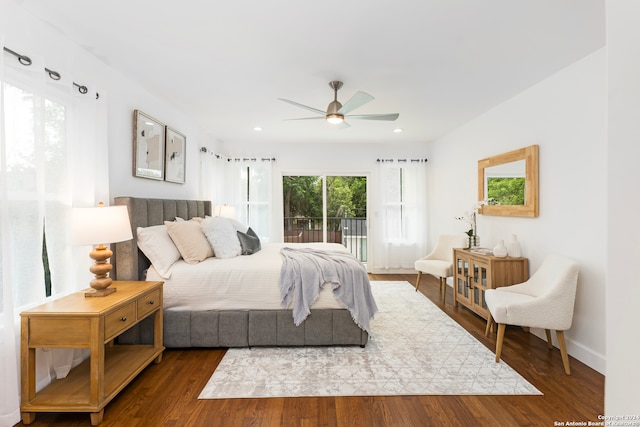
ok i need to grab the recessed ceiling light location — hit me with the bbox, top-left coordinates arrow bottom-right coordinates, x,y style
393,128 -> 403,133
253,127 -> 262,131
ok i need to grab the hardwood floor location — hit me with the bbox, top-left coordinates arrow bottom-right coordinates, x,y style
16,274 -> 604,427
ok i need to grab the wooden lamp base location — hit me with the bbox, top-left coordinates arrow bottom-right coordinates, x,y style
85,244 -> 117,297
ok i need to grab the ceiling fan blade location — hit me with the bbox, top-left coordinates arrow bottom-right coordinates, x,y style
283,116 -> 326,121
345,113 -> 400,121
337,91 -> 375,115
337,121 -> 351,129
278,98 -> 326,115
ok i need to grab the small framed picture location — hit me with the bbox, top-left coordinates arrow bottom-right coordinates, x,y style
165,127 -> 186,184
133,110 -> 165,180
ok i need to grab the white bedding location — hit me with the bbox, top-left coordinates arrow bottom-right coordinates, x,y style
145,242 -> 349,311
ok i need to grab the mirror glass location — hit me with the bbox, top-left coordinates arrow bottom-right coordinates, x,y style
484,159 -> 526,205
478,145 -> 538,217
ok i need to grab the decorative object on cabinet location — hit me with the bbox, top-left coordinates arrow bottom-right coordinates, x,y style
71,203 -> 133,297
507,234 -> 522,258
493,240 -> 508,258
456,201 -> 485,248
484,254 -> 579,375
20,281 -> 164,425
133,110 -> 166,180
453,248 -> 529,320
414,234 -> 469,303
478,144 -> 539,217
164,126 -> 186,183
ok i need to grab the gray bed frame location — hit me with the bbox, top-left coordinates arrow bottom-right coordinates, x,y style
112,197 -> 368,348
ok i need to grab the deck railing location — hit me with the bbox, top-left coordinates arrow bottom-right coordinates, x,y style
283,217 -> 367,262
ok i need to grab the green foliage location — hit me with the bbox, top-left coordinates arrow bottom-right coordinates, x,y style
326,176 -> 366,218
487,177 -> 525,205
42,224 -> 52,297
282,176 -> 323,219
283,176 -> 367,219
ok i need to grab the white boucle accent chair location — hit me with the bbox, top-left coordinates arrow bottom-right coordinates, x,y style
484,254 -> 579,375
414,234 -> 469,303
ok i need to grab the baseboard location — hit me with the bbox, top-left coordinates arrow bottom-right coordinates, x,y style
369,268 -> 417,275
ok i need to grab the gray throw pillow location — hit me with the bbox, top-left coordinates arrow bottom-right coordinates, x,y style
237,227 -> 261,255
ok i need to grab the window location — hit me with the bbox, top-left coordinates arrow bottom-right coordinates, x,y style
282,175 -> 367,261
2,82 -> 69,306
206,158 -> 273,241
371,160 -> 427,271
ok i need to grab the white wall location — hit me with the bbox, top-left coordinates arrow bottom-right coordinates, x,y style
606,0 -> 640,416
1,0 -> 212,204
427,49 -> 607,373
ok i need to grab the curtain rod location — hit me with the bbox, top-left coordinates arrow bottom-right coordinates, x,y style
376,158 -> 428,163
3,46 -> 100,99
199,147 -> 275,162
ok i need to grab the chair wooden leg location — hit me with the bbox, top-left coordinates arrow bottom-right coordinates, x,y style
495,323 -> 506,363
415,272 -> 422,292
556,330 -> 571,375
485,313 -> 493,337
545,329 -> 553,349
440,277 -> 446,303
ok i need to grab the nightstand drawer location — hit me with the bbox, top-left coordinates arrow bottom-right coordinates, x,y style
137,289 -> 161,319
105,303 -> 136,340
29,318 -> 92,346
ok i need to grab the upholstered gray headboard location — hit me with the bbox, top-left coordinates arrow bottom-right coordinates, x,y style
112,197 -> 212,281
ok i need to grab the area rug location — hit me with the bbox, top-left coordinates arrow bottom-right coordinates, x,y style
199,281 -> 541,399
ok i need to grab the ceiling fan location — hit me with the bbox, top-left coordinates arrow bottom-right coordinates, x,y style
278,81 -> 399,128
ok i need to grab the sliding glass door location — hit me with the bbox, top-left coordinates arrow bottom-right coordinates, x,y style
283,175 -> 367,262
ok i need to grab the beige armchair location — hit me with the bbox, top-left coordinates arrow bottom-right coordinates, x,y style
414,234 -> 468,303
484,254 -> 579,375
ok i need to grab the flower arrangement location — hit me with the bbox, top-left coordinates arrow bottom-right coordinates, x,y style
456,201 -> 486,248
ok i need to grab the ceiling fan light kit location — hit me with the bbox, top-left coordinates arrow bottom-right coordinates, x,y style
326,113 -> 344,124
279,80 -> 399,128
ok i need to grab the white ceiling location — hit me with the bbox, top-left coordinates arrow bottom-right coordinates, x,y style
19,0 -> 604,146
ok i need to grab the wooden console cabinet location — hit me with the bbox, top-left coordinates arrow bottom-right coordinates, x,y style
453,249 -> 529,319
20,281 -> 164,425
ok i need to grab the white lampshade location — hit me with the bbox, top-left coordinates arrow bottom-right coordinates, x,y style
214,204 -> 236,219
72,205 -> 133,245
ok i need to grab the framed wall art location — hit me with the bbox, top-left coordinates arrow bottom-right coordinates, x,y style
133,110 -> 165,180
164,127 -> 186,183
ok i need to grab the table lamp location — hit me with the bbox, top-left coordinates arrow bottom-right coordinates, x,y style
72,202 -> 133,297
214,204 -> 236,218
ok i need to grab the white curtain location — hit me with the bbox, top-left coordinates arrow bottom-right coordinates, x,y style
199,153 -> 274,241
0,42 -> 107,427
371,160 -> 428,270
198,149 -> 225,207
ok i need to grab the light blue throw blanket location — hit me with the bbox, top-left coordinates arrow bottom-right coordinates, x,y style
280,247 -> 378,334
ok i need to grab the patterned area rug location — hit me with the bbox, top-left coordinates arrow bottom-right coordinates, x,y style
199,281 -> 541,399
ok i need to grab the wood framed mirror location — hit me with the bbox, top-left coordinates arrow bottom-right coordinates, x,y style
478,144 -> 539,217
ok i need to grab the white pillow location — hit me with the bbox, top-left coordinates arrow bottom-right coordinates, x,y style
201,216 -> 242,259
226,218 -> 249,233
164,220 -> 214,264
136,225 -> 181,279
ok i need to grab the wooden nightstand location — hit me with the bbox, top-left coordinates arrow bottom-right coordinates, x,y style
20,281 -> 164,425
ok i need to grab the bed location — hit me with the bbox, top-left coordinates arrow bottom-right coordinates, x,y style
112,197 -> 373,348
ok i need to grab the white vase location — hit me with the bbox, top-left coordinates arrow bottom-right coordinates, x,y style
507,234 -> 522,258
468,235 -> 480,248
493,240 -> 508,257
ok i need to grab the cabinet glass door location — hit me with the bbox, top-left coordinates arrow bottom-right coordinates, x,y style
455,253 -> 471,303
472,261 -> 489,309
